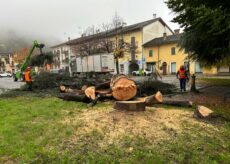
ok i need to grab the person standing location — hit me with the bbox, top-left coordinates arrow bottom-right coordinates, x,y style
25,67 -> 32,91
177,65 -> 188,92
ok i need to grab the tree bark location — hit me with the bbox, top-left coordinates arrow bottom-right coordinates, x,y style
58,93 -> 90,102
59,85 -> 84,94
145,91 -> 163,106
115,58 -> 119,74
113,101 -> 146,111
162,100 -> 193,107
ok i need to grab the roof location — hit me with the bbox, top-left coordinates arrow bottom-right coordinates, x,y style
50,41 -> 69,48
143,33 -> 182,47
51,17 -> 174,47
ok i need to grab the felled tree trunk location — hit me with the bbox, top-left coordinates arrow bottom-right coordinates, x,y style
59,85 -> 84,94
111,75 -> 137,101
136,91 -> 193,108
162,100 -> 193,107
58,93 -> 90,102
145,91 -> 163,106
95,81 -> 111,90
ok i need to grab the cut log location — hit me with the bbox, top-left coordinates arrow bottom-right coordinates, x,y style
194,105 -> 213,118
60,85 -> 66,92
113,101 -> 146,111
162,100 -> 193,107
59,85 -> 85,94
58,93 -> 90,102
111,75 -> 137,101
145,91 -> 163,106
81,85 -> 88,91
85,86 -> 96,100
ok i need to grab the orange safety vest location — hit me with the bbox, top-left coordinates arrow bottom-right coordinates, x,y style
178,69 -> 186,79
25,71 -> 32,82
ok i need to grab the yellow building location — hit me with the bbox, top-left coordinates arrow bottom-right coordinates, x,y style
110,18 -> 173,74
143,33 -> 230,75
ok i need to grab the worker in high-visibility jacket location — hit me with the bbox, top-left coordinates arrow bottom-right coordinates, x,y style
176,65 -> 189,92
25,67 -> 33,91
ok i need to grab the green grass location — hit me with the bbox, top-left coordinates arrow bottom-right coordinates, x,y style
198,78 -> 230,86
0,90 -> 230,163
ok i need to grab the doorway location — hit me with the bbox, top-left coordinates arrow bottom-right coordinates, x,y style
129,62 -> 139,74
162,62 -> 167,75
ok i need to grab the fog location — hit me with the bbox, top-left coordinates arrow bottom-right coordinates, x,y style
0,0 -> 179,51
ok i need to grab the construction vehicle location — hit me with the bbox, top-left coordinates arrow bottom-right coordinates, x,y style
13,40 -> 45,81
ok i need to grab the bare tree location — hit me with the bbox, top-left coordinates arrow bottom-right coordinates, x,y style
99,13 -> 139,74
71,12 -> 137,74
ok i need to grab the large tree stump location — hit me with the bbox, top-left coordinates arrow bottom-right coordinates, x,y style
113,101 -> 146,111
194,105 -> 213,118
111,75 -> 137,101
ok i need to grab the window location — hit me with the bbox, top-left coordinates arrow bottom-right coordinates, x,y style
120,64 -> 124,73
149,50 -> 153,57
102,56 -> 108,68
171,62 -> 176,74
171,47 -> 176,55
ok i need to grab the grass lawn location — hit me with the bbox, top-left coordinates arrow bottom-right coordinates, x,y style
0,91 -> 230,163
198,78 -> 230,86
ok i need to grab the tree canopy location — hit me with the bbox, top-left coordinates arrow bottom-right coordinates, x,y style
30,52 -> 53,67
166,0 -> 230,66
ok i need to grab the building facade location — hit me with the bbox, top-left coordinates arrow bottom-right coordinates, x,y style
0,52 -> 14,72
52,17 -> 174,75
143,33 -> 230,75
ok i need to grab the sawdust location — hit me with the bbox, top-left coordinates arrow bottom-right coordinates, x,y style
62,107 -> 219,148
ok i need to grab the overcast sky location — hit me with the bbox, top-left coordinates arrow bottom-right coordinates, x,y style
0,0 -> 179,46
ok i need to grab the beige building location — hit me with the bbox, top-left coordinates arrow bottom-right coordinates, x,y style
0,52 -> 14,73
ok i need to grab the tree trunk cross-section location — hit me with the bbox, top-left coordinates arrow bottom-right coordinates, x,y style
113,101 -> 146,111
111,75 -> 137,101
194,105 -> 213,118
85,86 -> 96,100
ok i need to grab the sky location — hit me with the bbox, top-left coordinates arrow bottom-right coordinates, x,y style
0,0 -> 179,47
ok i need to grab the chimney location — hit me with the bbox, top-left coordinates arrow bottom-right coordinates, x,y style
174,29 -> 180,34
153,14 -> 157,19
68,37 -> 71,41
163,32 -> 167,39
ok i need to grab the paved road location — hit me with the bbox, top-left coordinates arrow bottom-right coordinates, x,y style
0,77 -> 24,93
131,75 -> 207,90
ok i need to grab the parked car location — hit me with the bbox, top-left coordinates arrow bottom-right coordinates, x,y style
132,69 -> 152,76
6,72 -> 12,77
0,72 -> 8,77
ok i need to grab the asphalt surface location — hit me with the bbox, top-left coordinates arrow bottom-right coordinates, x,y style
0,77 -> 24,93
131,75 -> 206,90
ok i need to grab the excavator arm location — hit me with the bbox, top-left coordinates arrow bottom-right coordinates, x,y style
14,40 -> 45,81
20,40 -> 44,72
